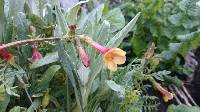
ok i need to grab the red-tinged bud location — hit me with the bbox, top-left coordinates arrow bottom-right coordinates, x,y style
31,47 -> 43,63
78,46 -> 90,67
68,24 -> 77,31
0,48 -> 15,64
148,77 -> 174,102
153,82 -> 174,102
91,41 -> 110,54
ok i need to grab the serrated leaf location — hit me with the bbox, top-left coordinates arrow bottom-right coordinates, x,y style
152,70 -> 171,81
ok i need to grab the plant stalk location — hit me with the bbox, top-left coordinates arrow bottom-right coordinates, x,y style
0,36 -> 70,49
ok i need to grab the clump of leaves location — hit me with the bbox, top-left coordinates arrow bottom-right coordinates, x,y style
120,0 -> 200,75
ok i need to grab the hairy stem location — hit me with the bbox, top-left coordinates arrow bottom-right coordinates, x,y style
0,36 -> 70,49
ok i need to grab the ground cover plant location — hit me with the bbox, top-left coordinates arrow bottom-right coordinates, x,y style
0,0 -> 200,112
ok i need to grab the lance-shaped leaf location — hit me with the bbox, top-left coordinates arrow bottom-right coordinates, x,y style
106,12 -> 141,47
36,65 -> 61,92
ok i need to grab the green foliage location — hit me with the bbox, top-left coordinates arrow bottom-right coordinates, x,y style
121,0 -> 200,72
0,0 -> 141,111
1,0 -> 199,112
167,104 -> 200,112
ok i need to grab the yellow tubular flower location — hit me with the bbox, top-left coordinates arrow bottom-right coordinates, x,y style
103,48 -> 126,71
80,36 -> 127,71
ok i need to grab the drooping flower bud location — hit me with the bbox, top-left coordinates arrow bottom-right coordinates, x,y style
0,47 -> 15,64
78,46 -> 90,67
76,39 -> 90,67
149,77 -> 174,102
31,47 -> 43,63
153,82 -> 174,102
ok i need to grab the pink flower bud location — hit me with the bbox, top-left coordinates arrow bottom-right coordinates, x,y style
0,48 -> 15,64
154,83 -> 174,102
91,41 -> 110,54
31,47 -> 43,63
78,46 -> 90,67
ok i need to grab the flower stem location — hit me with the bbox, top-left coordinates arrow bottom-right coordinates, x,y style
0,36 -> 70,49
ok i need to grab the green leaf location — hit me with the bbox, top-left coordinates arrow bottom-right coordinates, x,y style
9,106 -> 26,112
167,104 -> 200,112
168,13 -> 184,26
66,0 -> 88,24
30,52 -> 59,69
102,8 -> 125,32
106,12 -> 141,47
152,70 -> 171,81
131,36 -> 147,56
78,4 -> 104,29
8,0 -> 25,17
27,14 -> 47,29
27,98 -> 41,112
177,30 -> 200,41
169,43 -> 181,52
0,0 -> 4,42
37,65 -> 61,92
55,38 -> 83,111
55,7 -> 68,34
5,86 -> 20,97
160,50 -> 176,60
94,20 -> 110,44
106,80 -> 125,97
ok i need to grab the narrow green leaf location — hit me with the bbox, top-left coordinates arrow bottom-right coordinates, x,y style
56,39 -> 83,112
37,65 -> 61,92
106,12 -> 141,47
27,98 -> 41,112
66,0 -> 88,24
0,0 -> 4,42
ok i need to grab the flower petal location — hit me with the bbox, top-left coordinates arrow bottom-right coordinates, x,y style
163,93 -> 174,102
110,48 -> 126,56
113,56 -> 126,64
104,60 -> 117,71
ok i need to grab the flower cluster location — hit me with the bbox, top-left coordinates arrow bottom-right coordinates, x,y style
67,24 -> 126,71
77,35 -> 126,71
